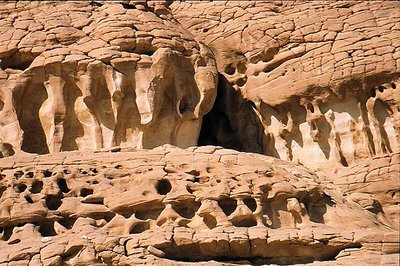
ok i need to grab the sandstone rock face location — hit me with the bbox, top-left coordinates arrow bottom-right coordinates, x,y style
173,1 -> 400,171
0,1 -> 399,265
0,1 -> 217,155
0,146 -> 398,265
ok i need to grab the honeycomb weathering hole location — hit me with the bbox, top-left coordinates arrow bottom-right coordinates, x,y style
45,195 -> 63,210
30,180 -> 43,193
218,198 -> 237,216
156,179 -> 172,195
57,179 -> 70,193
130,223 -> 150,234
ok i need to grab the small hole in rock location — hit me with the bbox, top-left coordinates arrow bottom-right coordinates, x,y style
14,171 -> 24,179
43,170 -> 52,178
45,195 -> 63,210
38,222 -> 57,236
80,188 -> 94,197
25,172 -> 34,178
224,64 -> 235,75
135,209 -> 163,220
218,198 -> 237,216
391,82 -> 396,89
25,196 -> 34,204
30,180 -> 43,193
186,185 -> 194,194
58,217 -> 77,229
57,179 -> 70,193
0,186 -> 6,198
122,3 -> 136,9
186,170 -> 200,176
307,103 -> 314,113
90,168 -> 98,174
16,183 -> 27,193
115,164 -> 123,169
156,179 -> 172,195
91,1 -> 103,7
243,198 -> 257,212
9,239 -> 21,245
63,169 -> 71,174
378,85 -> 385,93
370,88 -> 376,97
236,77 -> 247,87
237,62 -> 247,74
203,215 -> 217,229
173,202 -> 200,219
130,223 -> 150,234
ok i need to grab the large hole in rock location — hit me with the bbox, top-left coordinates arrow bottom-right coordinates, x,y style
19,84 -> 49,154
156,179 -> 172,195
198,74 -> 264,154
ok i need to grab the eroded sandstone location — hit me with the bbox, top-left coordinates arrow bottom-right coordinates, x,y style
0,146 -> 398,265
0,1 -> 217,155
172,1 -> 400,172
0,1 -> 399,265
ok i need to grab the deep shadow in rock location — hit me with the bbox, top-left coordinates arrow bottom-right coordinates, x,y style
198,74 -> 264,154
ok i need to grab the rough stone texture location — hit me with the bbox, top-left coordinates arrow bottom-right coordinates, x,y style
0,1 -> 217,154
173,1 -> 400,171
0,1 -> 399,265
0,146 -> 398,265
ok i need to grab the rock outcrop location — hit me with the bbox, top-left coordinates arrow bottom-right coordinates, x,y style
172,1 -> 400,171
0,1 -> 399,265
0,146 -> 398,265
0,1 -> 217,155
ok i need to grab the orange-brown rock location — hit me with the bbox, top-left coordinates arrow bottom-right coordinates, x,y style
0,1 -> 399,265
0,1 -> 217,155
0,146 -> 398,265
172,1 -> 400,171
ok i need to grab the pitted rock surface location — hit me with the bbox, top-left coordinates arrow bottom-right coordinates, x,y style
0,1 -> 399,265
173,1 -> 400,172
0,146 -> 398,265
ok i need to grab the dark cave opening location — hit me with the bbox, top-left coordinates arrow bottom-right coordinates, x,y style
198,74 -> 264,154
